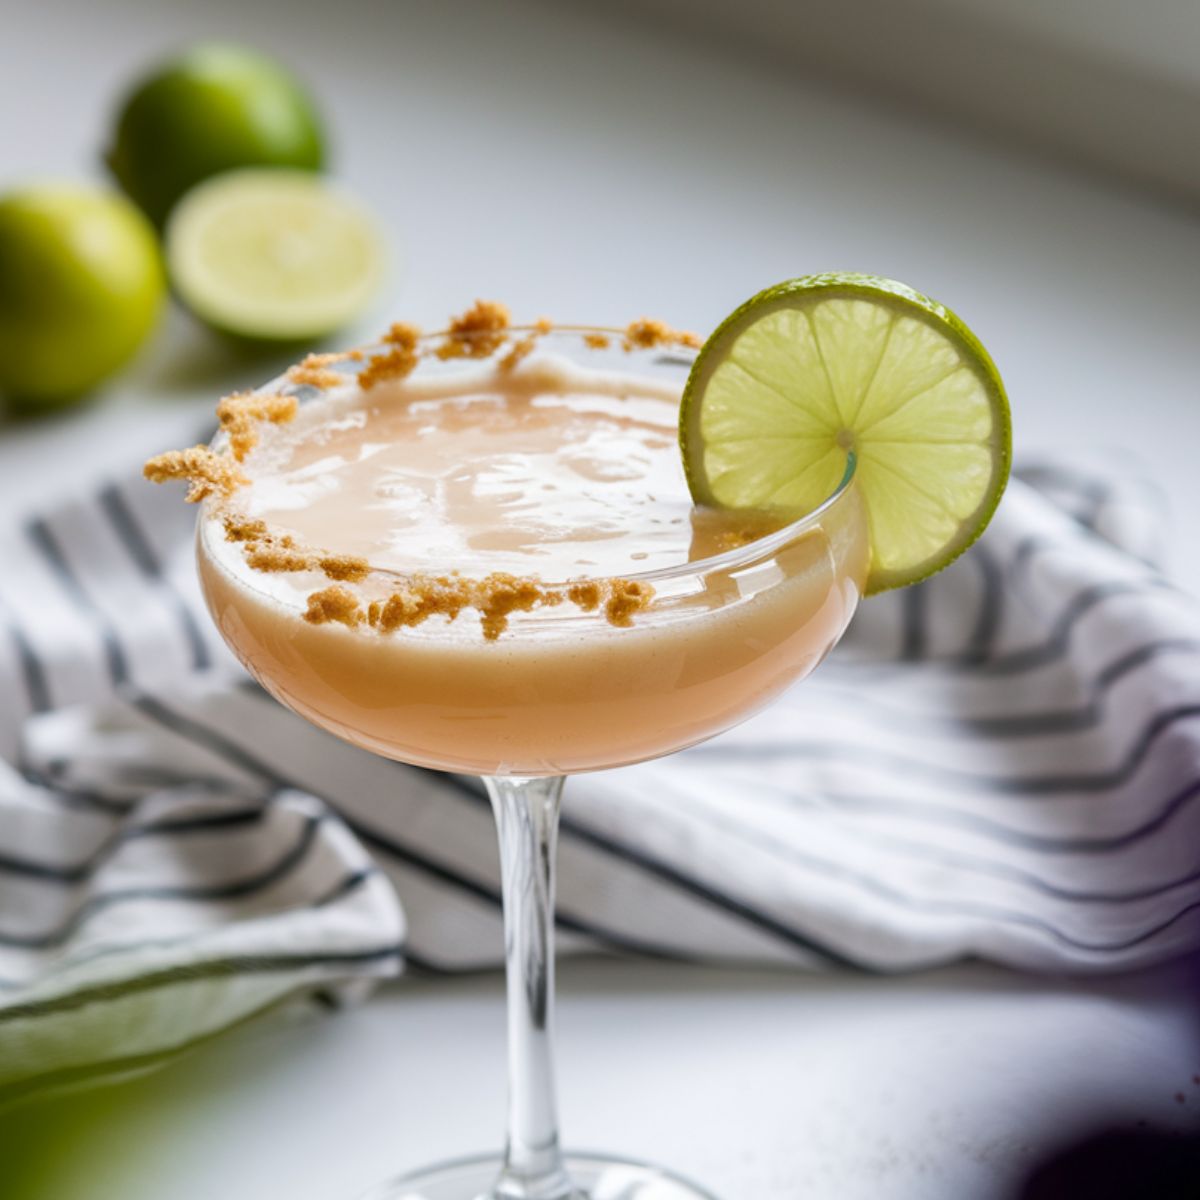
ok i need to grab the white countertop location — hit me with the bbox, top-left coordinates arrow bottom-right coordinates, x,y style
3,1 -> 1200,1196
4,959 -> 1198,1200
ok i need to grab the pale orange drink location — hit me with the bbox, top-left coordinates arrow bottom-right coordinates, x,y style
146,287 -> 1008,1200
145,309 -> 888,1200
194,328 -> 868,777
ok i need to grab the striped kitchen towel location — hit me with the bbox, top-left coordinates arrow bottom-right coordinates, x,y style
0,454 -> 1197,1095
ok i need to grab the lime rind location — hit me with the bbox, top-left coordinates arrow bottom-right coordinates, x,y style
680,274 -> 1011,595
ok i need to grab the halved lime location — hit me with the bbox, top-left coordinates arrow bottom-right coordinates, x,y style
680,274 -> 1011,594
166,168 -> 384,342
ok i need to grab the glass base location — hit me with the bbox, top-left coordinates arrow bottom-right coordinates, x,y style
358,1152 -> 719,1199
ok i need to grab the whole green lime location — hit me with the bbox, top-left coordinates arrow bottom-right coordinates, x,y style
105,43 -> 326,227
0,185 -> 166,410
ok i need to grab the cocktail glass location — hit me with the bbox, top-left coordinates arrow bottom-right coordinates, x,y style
195,327 -> 869,1199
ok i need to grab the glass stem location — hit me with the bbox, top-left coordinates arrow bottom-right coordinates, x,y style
485,774 -> 578,1200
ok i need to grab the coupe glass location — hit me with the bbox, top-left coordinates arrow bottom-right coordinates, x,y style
195,328 -> 869,1200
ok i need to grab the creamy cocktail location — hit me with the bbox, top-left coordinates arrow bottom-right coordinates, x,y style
195,344 -> 867,776
146,285 -> 1009,1200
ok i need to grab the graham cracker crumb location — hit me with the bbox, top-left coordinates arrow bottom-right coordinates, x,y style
300,570 -> 653,640
369,591 -> 421,633
304,586 -> 363,627
144,447 -> 245,502
367,577 -> 474,632
477,573 -> 549,640
436,300 -> 511,360
605,579 -> 654,627
220,505 -> 656,641
499,332 -> 538,372
147,300 -> 687,639
361,323 -> 421,389
567,581 -> 602,611
318,555 -> 371,583
359,346 -> 419,389
499,317 -> 556,371
222,513 -> 317,575
288,354 -> 345,389
349,570 -> 646,640
216,391 -> 298,461
247,547 -> 310,573
222,516 -> 269,543
371,592 -> 425,632
623,318 -> 702,352
382,322 -> 421,347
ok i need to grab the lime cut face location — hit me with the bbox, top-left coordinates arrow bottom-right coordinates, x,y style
166,168 -> 384,342
680,274 -> 1011,594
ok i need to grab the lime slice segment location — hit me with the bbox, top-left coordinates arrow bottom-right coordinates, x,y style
680,274 -> 1011,594
166,168 -> 384,341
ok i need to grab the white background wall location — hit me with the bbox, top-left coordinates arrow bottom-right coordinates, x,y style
626,0 -> 1200,206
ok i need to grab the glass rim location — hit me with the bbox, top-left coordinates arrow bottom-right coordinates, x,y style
232,323 -> 860,588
